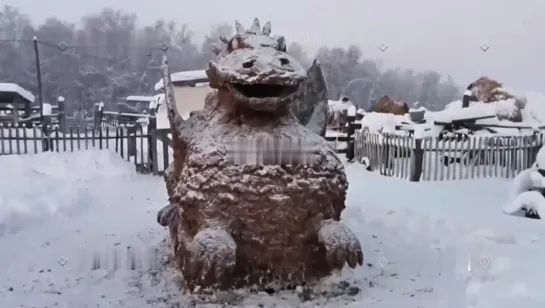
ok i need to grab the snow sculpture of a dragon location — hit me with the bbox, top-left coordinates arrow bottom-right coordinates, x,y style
156,18 -> 363,291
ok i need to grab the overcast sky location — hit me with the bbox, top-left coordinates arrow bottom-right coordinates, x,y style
4,0 -> 545,92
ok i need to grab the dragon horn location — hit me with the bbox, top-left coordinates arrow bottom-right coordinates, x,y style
250,17 -> 261,34
262,21 -> 271,36
235,20 -> 246,34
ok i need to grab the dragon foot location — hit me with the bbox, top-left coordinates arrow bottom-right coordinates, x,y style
183,228 -> 237,289
318,219 -> 364,270
157,204 -> 176,227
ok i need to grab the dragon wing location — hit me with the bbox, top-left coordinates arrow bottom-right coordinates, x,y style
291,59 -> 329,137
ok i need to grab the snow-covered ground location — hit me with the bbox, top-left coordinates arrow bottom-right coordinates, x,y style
1,151 -> 544,307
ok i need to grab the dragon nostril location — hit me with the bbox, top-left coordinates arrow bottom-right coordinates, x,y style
242,59 -> 255,68
279,58 -> 289,65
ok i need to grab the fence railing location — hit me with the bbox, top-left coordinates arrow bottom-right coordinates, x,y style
324,116 -> 360,158
3,118 -> 541,182
355,131 -> 543,181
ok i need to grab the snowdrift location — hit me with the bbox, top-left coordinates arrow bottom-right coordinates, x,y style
358,89 -> 545,135
0,150 -> 136,236
328,98 -> 356,115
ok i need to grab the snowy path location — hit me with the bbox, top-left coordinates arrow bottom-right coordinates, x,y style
0,151 -> 544,307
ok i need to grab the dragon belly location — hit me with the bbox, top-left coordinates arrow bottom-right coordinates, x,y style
173,144 -> 348,287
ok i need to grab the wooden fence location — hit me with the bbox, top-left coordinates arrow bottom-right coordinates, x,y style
0,123 -> 152,173
324,116 -> 360,159
355,131 -> 544,181
3,118 -> 541,182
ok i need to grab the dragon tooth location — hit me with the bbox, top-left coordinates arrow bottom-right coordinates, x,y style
250,18 -> 261,34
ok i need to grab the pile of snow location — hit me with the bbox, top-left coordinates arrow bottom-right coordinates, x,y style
3,157 -> 545,307
438,89 -> 545,126
328,99 -> 355,113
503,145 -> 545,218
522,92 -> 545,123
0,83 -> 35,103
433,101 -> 497,123
360,89 -> 545,137
0,150 -> 136,236
359,112 -> 402,133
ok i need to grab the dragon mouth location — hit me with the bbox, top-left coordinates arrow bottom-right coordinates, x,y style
230,83 -> 299,99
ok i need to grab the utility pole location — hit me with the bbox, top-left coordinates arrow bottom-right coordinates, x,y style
33,36 -> 49,151
32,36 -> 44,123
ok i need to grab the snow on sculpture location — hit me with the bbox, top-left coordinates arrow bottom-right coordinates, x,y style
503,145 -> 545,219
371,95 -> 409,115
156,17 -> 363,291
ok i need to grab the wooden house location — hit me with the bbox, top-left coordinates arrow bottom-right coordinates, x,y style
0,83 -> 35,126
153,69 -> 212,119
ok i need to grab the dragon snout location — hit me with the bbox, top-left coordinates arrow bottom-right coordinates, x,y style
241,57 -> 292,69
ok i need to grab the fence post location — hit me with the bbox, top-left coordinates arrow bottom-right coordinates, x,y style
127,125 -> 137,157
410,137 -> 424,181
41,117 -> 51,152
345,116 -> 356,161
528,132 -> 542,165
32,37 -> 44,124
57,96 -> 65,132
147,108 -> 157,173
94,102 -> 104,128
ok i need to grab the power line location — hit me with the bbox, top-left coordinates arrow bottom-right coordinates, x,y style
0,37 -> 171,62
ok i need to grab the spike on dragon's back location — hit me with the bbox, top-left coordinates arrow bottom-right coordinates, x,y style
159,54 -> 183,137
206,18 -> 328,134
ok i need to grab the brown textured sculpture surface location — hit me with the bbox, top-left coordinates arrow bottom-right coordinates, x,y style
471,76 -> 527,122
157,18 -> 363,291
372,95 -> 409,115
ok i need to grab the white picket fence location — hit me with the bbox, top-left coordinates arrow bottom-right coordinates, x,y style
355,131 -> 543,181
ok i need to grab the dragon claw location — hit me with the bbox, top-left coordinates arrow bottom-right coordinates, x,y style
157,204 -> 176,227
318,219 -> 364,270
184,228 -> 237,288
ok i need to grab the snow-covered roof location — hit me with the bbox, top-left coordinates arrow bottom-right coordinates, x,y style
126,95 -> 155,103
154,70 -> 209,92
0,83 -> 35,103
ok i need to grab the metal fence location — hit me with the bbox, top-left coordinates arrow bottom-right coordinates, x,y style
355,131 -> 543,181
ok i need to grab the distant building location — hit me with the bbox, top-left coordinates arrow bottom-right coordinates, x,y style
119,95 -> 156,114
153,69 -> 213,118
0,83 -> 35,126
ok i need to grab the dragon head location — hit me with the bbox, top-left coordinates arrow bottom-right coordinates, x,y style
206,18 -> 307,112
